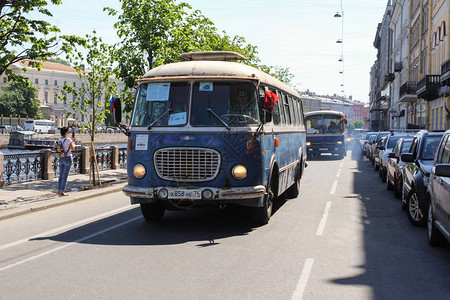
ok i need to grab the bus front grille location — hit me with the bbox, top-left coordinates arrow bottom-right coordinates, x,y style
154,148 -> 221,182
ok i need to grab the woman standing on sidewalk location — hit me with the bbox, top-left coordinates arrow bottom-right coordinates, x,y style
57,127 -> 75,196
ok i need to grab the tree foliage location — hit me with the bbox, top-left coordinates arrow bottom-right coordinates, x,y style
0,79 -> 42,118
59,32 -> 116,143
353,120 -> 365,129
0,0 -> 63,81
105,0 -> 294,112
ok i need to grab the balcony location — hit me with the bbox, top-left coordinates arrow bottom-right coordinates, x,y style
441,59 -> 450,85
417,75 -> 440,101
399,81 -> 417,102
386,73 -> 395,83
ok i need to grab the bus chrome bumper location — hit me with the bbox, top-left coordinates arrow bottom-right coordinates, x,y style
123,184 -> 266,201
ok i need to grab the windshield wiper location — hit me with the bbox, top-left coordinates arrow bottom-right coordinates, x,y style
147,109 -> 173,130
207,108 -> 231,130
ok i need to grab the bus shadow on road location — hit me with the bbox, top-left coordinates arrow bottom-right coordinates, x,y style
328,144 -> 450,299
30,199 -> 290,247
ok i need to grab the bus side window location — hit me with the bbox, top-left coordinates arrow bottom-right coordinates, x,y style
289,96 -> 298,126
259,86 -> 271,122
275,90 -> 285,125
272,98 -> 281,125
298,100 -> 306,130
282,93 -> 291,125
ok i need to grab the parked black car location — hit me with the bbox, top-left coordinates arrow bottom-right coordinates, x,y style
401,130 -> 445,226
426,129 -> 450,246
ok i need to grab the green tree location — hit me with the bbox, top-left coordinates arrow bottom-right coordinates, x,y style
353,120 -> 364,129
0,0 -> 63,81
347,122 -> 355,132
59,32 -> 117,186
105,0 -> 294,112
0,79 -> 42,118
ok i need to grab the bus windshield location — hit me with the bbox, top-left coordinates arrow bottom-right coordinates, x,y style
132,82 -> 190,127
191,81 -> 259,126
131,81 -> 260,127
306,114 -> 345,134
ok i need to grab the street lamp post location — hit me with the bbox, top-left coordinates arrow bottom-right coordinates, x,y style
335,0 -> 344,96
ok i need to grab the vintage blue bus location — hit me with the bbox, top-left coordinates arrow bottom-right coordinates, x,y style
117,51 -> 307,224
304,110 -> 347,159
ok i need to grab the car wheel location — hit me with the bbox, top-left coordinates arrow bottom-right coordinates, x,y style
386,175 -> 394,190
406,189 -> 427,227
427,202 -> 446,246
393,175 -> 402,199
381,167 -> 386,182
140,202 -> 165,221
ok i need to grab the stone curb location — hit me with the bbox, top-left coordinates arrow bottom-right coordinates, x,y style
0,183 -> 127,221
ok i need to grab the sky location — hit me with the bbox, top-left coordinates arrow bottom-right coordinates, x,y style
41,0 -> 388,103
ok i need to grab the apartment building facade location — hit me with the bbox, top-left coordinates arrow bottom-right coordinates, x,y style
371,0 -> 450,130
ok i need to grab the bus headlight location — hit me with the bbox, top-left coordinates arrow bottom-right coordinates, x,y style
337,141 -> 343,145
133,164 -> 146,179
232,165 -> 247,179
306,141 -> 311,146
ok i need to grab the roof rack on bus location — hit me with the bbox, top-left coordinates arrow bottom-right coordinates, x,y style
179,51 -> 248,61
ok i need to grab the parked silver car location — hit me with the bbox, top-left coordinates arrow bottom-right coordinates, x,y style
427,129 -> 450,246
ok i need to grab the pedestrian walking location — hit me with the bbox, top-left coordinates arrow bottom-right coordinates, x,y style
57,127 -> 75,196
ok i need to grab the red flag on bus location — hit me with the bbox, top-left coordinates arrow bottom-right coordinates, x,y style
264,91 -> 280,111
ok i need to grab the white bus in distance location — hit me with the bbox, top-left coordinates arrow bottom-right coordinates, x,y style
24,119 -> 55,133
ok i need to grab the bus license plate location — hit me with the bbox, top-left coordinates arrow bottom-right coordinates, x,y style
169,189 -> 202,199
319,148 -> 328,151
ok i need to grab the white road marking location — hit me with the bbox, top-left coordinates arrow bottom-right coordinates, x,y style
291,258 -> 315,300
316,201 -> 332,236
0,205 -> 134,251
339,162 -> 344,168
330,180 -> 338,194
336,169 -> 341,178
0,216 -> 142,272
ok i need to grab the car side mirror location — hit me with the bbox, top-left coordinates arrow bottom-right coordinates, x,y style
388,152 -> 396,159
401,153 -> 414,163
434,164 -> 450,177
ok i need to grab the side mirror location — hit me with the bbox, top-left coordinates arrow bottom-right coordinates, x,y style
401,153 -> 414,163
388,152 -> 396,159
379,146 -> 385,150
434,164 -> 450,177
113,97 -> 122,123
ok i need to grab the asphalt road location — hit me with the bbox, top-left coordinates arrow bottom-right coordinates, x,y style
1,143 -> 449,300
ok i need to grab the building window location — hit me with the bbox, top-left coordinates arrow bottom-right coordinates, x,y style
81,115 -> 84,122
44,91 -> 48,103
35,78 -> 39,84
64,81 -> 67,86
54,80 -> 58,86
54,92 -> 58,104
73,82 -> 76,87
2,77 -> 6,83
45,79 -> 48,85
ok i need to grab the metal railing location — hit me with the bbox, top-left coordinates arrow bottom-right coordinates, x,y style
2,152 -> 43,185
2,146 -> 127,186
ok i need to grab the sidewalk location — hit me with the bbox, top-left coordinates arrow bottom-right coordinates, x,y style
0,169 -> 128,221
